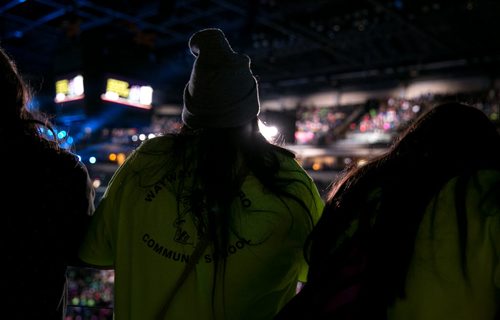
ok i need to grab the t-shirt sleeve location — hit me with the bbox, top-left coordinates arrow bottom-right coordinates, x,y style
78,150 -> 138,267
298,194 -> 324,282
294,162 -> 325,283
78,196 -> 115,267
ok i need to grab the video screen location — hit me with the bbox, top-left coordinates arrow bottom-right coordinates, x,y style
101,75 -> 153,109
55,73 -> 85,103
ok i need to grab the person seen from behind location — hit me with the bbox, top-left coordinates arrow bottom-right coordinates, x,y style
275,102 -> 500,320
1,45 -> 95,319
78,28 -> 324,320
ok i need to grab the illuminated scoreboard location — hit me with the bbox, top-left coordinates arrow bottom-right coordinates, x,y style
54,74 -> 85,103
101,77 -> 153,110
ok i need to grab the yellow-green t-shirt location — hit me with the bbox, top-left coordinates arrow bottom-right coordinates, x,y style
388,170 -> 500,320
79,136 -> 324,320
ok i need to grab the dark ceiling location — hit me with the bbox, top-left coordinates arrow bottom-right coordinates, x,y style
1,0 -> 500,105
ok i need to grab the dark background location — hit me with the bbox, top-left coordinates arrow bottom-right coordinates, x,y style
1,0 -> 500,106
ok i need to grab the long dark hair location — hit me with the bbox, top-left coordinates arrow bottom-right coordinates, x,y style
0,46 -> 58,146
167,117 -> 315,309
306,102 -> 500,318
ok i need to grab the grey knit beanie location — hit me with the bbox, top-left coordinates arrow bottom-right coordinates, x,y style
182,28 -> 260,128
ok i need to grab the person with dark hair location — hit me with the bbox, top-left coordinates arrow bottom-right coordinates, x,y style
1,46 -> 95,319
78,28 -> 324,320
275,102 -> 500,320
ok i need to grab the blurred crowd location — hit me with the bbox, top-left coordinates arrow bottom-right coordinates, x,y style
65,267 -> 114,320
295,89 -> 500,145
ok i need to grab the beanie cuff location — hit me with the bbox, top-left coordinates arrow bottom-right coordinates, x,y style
182,82 -> 260,129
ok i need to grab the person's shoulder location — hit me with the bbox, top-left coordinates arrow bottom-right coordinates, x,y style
34,140 -> 81,169
471,169 -> 500,213
45,148 -> 92,184
135,134 -> 175,154
25,143 -> 91,193
271,144 -> 296,162
473,169 -> 500,185
119,135 -> 178,176
271,145 -> 317,182
442,170 -> 500,219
